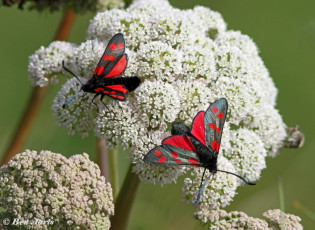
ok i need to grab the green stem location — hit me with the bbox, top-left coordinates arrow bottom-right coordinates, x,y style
110,164 -> 140,230
278,177 -> 285,212
96,138 -> 109,181
278,177 -> 285,226
108,148 -> 119,198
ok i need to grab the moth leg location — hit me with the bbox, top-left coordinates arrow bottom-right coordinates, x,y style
100,95 -> 109,111
113,98 -> 123,111
92,94 -> 100,111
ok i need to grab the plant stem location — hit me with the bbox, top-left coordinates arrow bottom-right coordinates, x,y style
108,148 -> 119,198
1,9 -> 76,166
54,9 -> 75,41
110,164 -> 140,230
96,138 -> 109,181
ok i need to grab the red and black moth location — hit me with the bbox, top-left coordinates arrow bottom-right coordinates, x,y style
62,33 -> 141,109
144,98 -> 255,205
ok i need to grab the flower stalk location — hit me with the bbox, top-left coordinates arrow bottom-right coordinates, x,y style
110,164 -> 140,230
108,148 -> 119,198
96,138 -> 109,181
1,9 -> 75,166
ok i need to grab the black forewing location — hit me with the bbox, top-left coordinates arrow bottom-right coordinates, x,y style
93,33 -> 126,78
204,98 -> 228,154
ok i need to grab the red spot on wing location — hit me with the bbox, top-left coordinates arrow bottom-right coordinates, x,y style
216,112 -> 224,119
158,156 -> 166,163
103,55 -> 109,60
211,140 -> 217,151
216,128 -> 221,133
190,164 -> 199,167
104,54 -> 127,78
191,111 -> 206,146
106,85 -> 128,94
175,159 -> 181,163
108,56 -> 115,61
211,140 -> 220,152
154,150 -> 162,157
104,91 -> 109,94
97,66 -> 104,76
163,136 -> 196,153
216,143 -> 220,152
94,88 -> 104,92
171,151 -> 178,158
110,94 -> 125,100
117,43 -> 124,49
188,158 -> 199,163
109,44 -> 116,50
211,106 -> 218,113
209,123 -> 216,130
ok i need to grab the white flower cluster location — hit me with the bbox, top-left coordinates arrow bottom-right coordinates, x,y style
263,209 -> 303,230
28,41 -> 76,87
194,209 -> 302,229
27,0 -> 288,215
0,150 -> 114,230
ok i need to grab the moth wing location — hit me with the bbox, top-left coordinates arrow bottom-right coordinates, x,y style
190,111 -> 206,145
93,33 -> 126,78
204,98 -> 228,153
100,85 -> 127,101
144,136 -> 202,167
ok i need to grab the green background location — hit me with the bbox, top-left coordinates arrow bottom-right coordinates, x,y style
0,0 -> 314,229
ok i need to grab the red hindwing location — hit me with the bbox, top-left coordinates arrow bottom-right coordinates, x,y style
93,85 -> 127,101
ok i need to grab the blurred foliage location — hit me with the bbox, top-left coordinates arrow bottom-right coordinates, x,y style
1,0 -> 123,13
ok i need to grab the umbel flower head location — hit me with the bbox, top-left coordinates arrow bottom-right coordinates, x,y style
28,0 -> 287,216
194,209 -> 302,230
0,150 -> 114,229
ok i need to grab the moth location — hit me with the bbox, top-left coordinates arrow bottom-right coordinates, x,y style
144,98 -> 255,205
62,33 -> 140,109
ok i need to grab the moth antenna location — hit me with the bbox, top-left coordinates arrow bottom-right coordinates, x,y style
63,89 -> 81,108
217,170 -> 255,185
193,173 -> 213,206
62,60 -> 84,85
199,168 -> 207,188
